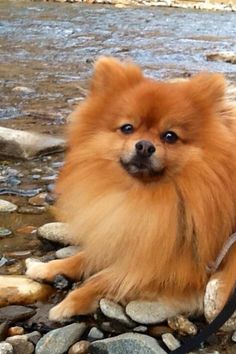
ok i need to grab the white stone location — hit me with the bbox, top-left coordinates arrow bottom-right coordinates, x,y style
0,199 -> 18,213
100,299 -> 135,327
37,222 -> 70,245
56,246 -> 80,259
0,342 -> 13,354
0,127 -> 65,160
161,333 -> 180,351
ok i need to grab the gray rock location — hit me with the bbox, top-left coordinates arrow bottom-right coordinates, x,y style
100,299 -> 135,327
232,331 -> 236,342
35,323 -> 86,354
125,301 -> 178,325
56,246 -> 80,259
37,222 -> 70,245
6,335 -> 34,354
0,342 -> 13,354
0,200 -> 18,213
0,228 -> 12,238
133,326 -> 147,333
26,331 -> 42,345
0,322 -> 9,341
90,333 -> 167,354
161,333 -> 180,351
0,127 -> 65,160
0,306 -> 36,322
88,327 -> 104,340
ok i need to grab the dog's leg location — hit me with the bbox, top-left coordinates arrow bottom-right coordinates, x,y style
26,251 -> 86,282
205,245 -> 236,321
49,269 -> 114,321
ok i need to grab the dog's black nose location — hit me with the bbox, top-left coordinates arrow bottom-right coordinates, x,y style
135,140 -> 156,157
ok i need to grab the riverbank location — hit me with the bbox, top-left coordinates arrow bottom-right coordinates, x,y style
34,0 -> 236,12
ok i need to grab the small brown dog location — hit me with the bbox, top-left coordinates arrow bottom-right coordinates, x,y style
26,57 -> 236,322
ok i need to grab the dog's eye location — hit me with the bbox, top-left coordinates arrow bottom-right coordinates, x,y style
161,131 -> 179,144
120,124 -> 134,134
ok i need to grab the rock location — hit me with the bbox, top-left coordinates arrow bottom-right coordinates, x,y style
0,127 -> 66,160
53,274 -> 72,290
204,278 -> 236,331
0,306 -> 36,322
18,206 -> 45,215
56,246 -> 80,259
206,52 -> 236,64
68,340 -> 90,354
35,323 -> 86,354
28,193 -> 48,206
167,315 -> 197,335
0,228 -> 12,238
0,342 -> 13,354
0,275 -> 53,307
12,86 -> 35,94
8,327 -> 24,336
88,327 -> 104,340
148,325 -> 173,338
0,322 -> 9,341
0,199 -> 18,213
232,331 -> 236,342
90,333 -> 167,354
161,333 -> 180,351
25,331 -> 42,345
133,326 -> 147,333
6,335 -> 34,354
125,301 -> 178,325
100,299 -> 135,327
37,222 -> 70,245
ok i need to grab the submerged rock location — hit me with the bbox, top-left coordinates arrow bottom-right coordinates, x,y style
90,333 -> 167,354
125,301 -> 178,325
0,127 -> 66,160
0,199 -> 18,213
35,323 -> 86,354
37,222 -> 70,245
0,275 -> 53,307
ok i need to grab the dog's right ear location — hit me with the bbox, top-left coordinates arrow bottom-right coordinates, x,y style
90,57 -> 143,94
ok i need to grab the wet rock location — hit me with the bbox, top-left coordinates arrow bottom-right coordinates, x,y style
204,278 -> 236,331
56,245 -> 80,259
18,206 -> 45,215
125,301 -> 178,325
88,327 -> 104,340
8,327 -> 24,336
206,52 -> 236,64
148,325 -> 174,338
232,331 -> 236,342
35,323 -> 86,354
167,315 -> 197,335
53,274 -> 72,290
7,250 -> 32,259
0,322 -> 9,341
0,275 -> 53,307
0,127 -> 66,160
0,256 -> 10,267
100,299 -> 135,327
90,333 -> 167,354
133,326 -> 147,333
68,340 -> 90,354
0,227 -> 12,238
0,199 -> 18,213
6,335 -> 34,354
161,333 -> 180,351
0,306 -> 36,322
37,222 -> 70,245
0,342 -> 13,354
28,193 -> 48,206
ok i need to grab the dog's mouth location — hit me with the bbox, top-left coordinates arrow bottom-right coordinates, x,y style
120,157 -> 165,179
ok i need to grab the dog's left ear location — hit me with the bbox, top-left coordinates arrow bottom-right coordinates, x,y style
189,72 -> 226,110
90,56 -> 143,94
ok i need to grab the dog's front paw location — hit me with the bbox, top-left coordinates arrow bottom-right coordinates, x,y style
25,258 -> 50,281
49,299 -> 78,322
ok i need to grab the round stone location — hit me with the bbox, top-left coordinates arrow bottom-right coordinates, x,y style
0,200 -> 18,213
0,228 -> 12,238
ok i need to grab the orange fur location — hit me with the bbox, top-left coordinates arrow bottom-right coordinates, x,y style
27,57 -> 236,320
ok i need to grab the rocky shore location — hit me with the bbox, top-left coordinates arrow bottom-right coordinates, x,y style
36,0 -> 236,12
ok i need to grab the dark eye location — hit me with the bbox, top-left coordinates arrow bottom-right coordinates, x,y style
161,131 -> 179,144
120,124 -> 134,134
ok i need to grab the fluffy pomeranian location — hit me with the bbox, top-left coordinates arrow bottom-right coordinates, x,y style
26,57 -> 236,322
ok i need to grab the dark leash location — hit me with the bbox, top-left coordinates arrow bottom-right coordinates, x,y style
169,233 -> 236,354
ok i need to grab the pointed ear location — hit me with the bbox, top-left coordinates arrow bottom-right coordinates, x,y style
189,72 -> 226,109
90,56 -> 143,94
